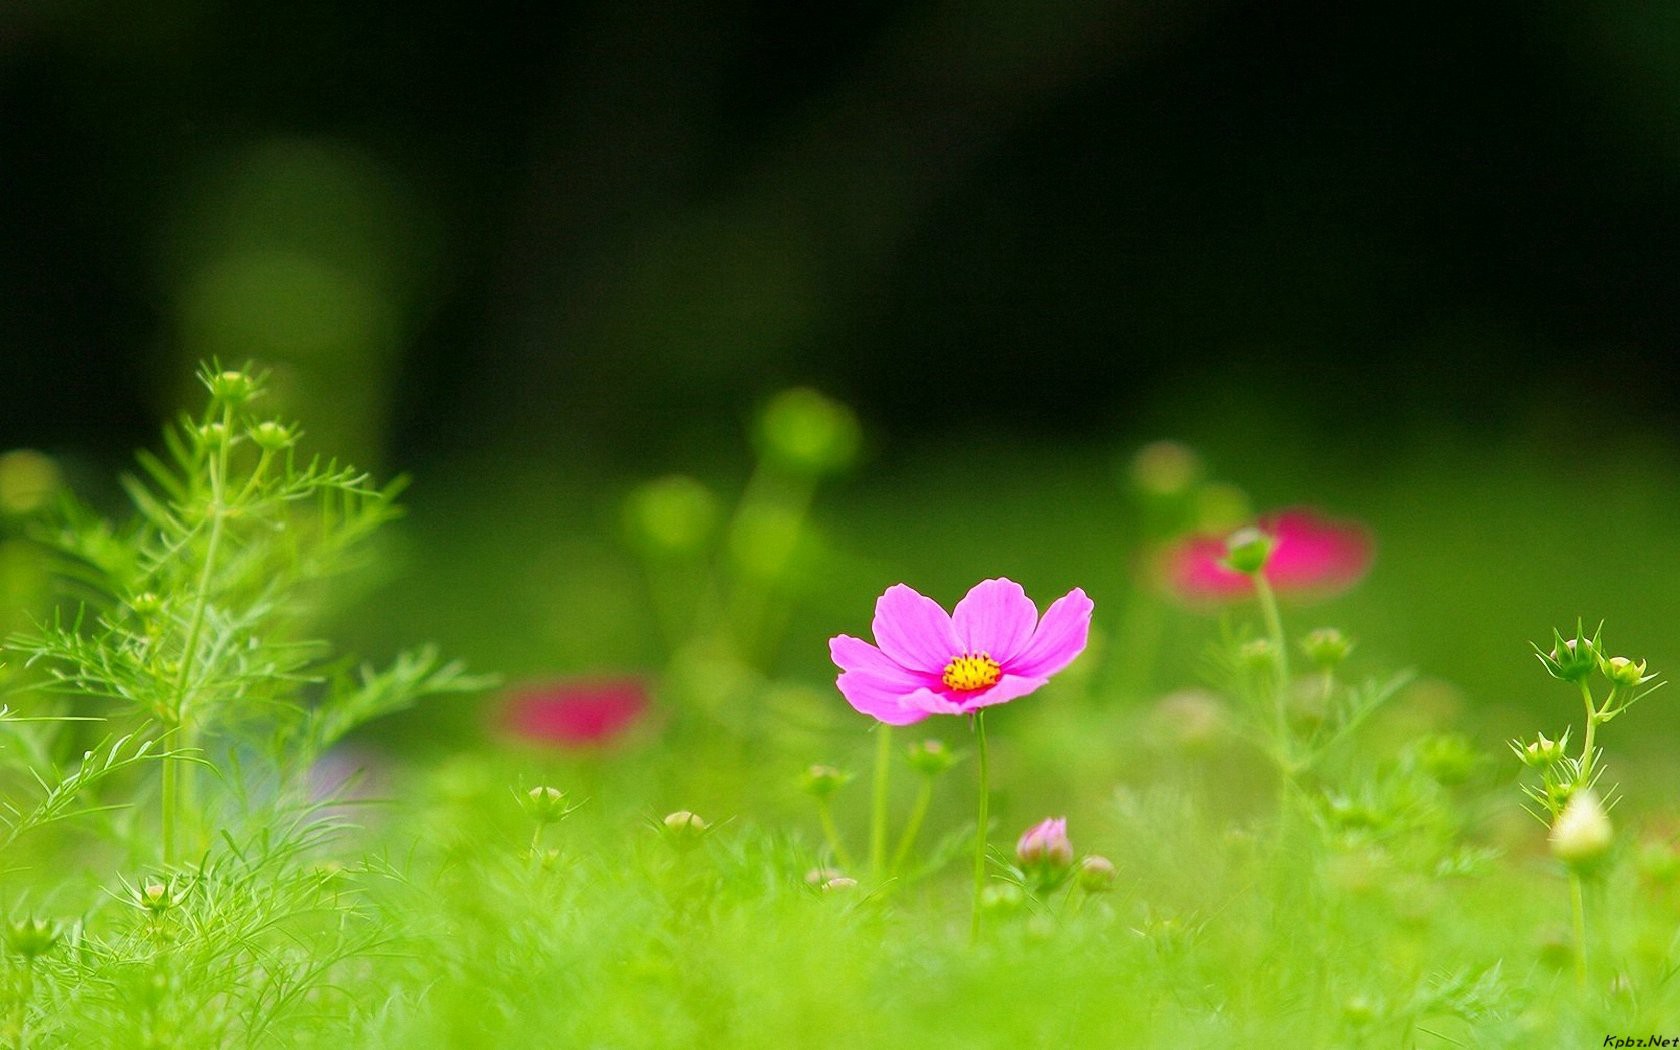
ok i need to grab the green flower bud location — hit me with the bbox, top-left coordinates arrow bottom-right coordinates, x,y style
622,476 -> 720,559
0,449 -> 61,516
248,420 -> 298,451
803,866 -> 844,887
1126,441 -> 1201,500
1222,527 -> 1275,575
1301,627 -> 1353,669
1535,626 -> 1599,683
905,739 -> 958,776
1416,734 -> 1479,786
1550,789 -> 1613,871
819,876 -> 858,894
756,388 -> 862,477
523,785 -> 570,825
4,917 -> 61,959
799,764 -> 851,799
1077,854 -> 1117,893
196,421 -> 231,446
1602,655 -> 1650,688
136,880 -> 177,915
978,883 -> 1024,914
661,810 -> 710,849
206,369 -> 259,405
1511,730 -> 1568,769
1239,638 -> 1279,674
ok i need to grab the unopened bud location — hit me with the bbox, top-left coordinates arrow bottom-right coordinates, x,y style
661,810 -> 710,848
207,369 -> 258,405
905,739 -> 958,776
979,883 -> 1024,914
803,866 -> 843,887
1512,730 -> 1567,769
1016,817 -> 1073,871
1077,855 -> 1117,893
1550,790 -> 1613,870
137,881 -> 174,915
756,388 -> 862,477
4,917 -> 61,959
1603,655 -> 1650,688
799,765 -> 851,799
820,877 -> 858,894
1301,628 -> 1353,669
523,785 -> 570,824
1239,638 -> 1279,673
1222,527 -> 1275,575
1126,441 -> 1201,499
622,476 -> 720,559
248,420 -> 298,451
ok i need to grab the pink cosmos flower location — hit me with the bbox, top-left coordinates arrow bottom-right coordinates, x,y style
828,578 -> 1094,725
499,677 -> 651,748
1162,508 -> 1372,603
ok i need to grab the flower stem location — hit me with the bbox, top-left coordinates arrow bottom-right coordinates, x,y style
890,776 -> 935,877
1577,679 -> 1599,788
817,799 -> 855,871
971,710 -> 990,942
869,725 -> 893,881
1570,870 -> 1589,991
1254,574 -> 1292,769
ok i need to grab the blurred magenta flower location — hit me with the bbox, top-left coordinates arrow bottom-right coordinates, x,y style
829,578 -> 1093,725
1162,508 -> 1372,603
500,677 -> 650,748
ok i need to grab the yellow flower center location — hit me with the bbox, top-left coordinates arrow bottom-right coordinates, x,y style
941,652 -> 1001,692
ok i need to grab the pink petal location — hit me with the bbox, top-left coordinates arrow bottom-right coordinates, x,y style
828,634 -> 929,688
835,671 -> 932,725
906,674 -> 1052,715
1007,588 -> 1094,679
952,578 -> 1038,663
871,584 -> 962,673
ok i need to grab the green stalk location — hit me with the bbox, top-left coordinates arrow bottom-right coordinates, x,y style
817,799 -> 855,871
1254,574 -> 1292,773
869,725 -> 893,881
970,711 -> 990,942
890,776 -> 935,877
1577,679 -> 1599,787
1570,871 -> 1589,991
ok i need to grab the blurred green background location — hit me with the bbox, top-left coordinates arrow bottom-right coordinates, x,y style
4,1 -> 1680,799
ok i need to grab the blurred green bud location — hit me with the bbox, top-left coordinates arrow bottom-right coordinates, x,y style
4,917 -> 61,959
1550,789 -> 1613,871
1126,441 -> 1202,499
905,739 -> 958,776
1239,638 -> 1279,674
1602,655 -> 1651,688
623,475 -> 719,559
756,388 -> 861,477
661,810 -> 710,849
820,876 -> 858,894
1301,628 -> 1353,669
130,592 -> 163,616
136,880 -> 177,915
0,450 -> 61,516
207,369 -> 259,406
248,420 -> 298,451
1534,625 -> 1599,683
1341,995 -> 1377,1027
1416,733 -> 1479,786
803,866 -> 844,887
523,785 -> 570,825
1077,854 -> 1117,893
1511,730 -> 1568,769
799,764 -> 851,799
979,883 -> 1024,914
195,421 -> 231,446
1636,838 -> 1680,886
1222,527 -> 1275,575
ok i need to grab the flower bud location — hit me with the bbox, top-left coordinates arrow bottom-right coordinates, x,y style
4,917 -> 61,959
196,421 -> 231,446
1126,441 -> 1201,499
799,764 -> 851,799
622,476 -> 720,559
661,810 -> 710,848
803,866 -> 843,887
1301,628 -> 1353,669
1512,730 -> 1567,769
1550,789 -> 1613,871
979,883 -> 1024,914
523,785 -> 570,825
820,877 -> 858,894
1222,527 -> 1275,575
1016,817 -> 1073,871
1602,655 -> 1650,688
207,369 -> 258,405
0,449 -> 61,516
248,420 -> 298,451
1239,638 -> 1279,674
1416,733 -> 1479,786
136,880 -> 176,915
1536,627 -> 1599,683
756,388 -> 862,477
1077,854 -> 1117,893
130,592 -> 163,616
905,739 -> 958,776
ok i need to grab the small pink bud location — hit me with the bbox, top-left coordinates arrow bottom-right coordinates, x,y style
1016,817 -> 1073,870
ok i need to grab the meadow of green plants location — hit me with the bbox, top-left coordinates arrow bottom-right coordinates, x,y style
0,363 -> 1678,1049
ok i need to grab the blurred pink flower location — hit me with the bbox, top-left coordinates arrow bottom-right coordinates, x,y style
500,677 -> 651,748
1163,508 -> 1372,603
829,578 -> 1093,725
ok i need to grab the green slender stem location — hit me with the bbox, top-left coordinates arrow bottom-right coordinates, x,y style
869,725 -> 893,881
890,777 -> 935,877
164,403 -> 234,863
1570,871 -> 1588,991
817,800 -> 855,871
971,711 -> 990,942
1254,574 -> 1292,772
530,824 -> 543,861
1577,680 -> 1599,787
15,958 -> 31,1048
